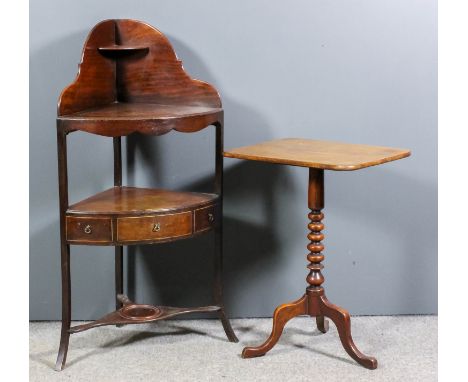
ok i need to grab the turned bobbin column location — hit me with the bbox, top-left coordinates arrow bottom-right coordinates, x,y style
306,169 -> 329,334
306,168 -> 325,292
306,211 -> 325,290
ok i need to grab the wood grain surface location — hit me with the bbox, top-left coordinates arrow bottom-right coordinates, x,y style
116,212 -> 192,242
224,138 -> 410,171
57,19 -> 222,137
67,186 -> 218,215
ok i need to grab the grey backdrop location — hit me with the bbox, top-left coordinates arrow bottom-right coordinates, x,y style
30,0 -> 437,320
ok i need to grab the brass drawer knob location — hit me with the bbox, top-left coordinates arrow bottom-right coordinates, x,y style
152,222 -> 161,232
84,225 -> 92,234
208,213 -> 214,223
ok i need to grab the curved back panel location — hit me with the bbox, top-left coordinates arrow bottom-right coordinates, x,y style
58,20 -> 116,116
58,19 -> 221,116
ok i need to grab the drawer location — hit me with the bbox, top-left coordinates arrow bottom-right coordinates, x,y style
117,212 -> 192,242
194,205 -> 218,233
66,216 -> 112,243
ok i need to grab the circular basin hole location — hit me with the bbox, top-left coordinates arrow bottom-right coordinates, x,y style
120,304 -> 160,320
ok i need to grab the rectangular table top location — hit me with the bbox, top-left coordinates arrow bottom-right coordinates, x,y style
224,138 -> 410,171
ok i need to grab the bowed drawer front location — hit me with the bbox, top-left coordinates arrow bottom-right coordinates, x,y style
117,212 -> 192,242
194,205 -> 218,232
66,216 -> 113,243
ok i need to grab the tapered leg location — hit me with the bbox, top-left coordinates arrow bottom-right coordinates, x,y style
113,137 -> 123,310
114,246 -> 125,328
56,128 -> 71,371
214,225 -> 238,342
217,308 -> 238,343
55,243 -> 71,371
115,246 -> 123,310
316,315 -> 329,333
319,294 -> 377,369
242,295 -> 307,358
213,121 -> 237,342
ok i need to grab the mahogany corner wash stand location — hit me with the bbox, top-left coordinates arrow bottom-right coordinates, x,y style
55,19 -> 238,371
224,138 -> 410,369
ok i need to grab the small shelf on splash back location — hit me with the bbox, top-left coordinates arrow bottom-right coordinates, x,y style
97,44 -> 149,57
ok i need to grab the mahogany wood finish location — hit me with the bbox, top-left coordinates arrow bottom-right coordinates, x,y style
59,103 -> 223,137
224,138 -> 410,171
116,212 -> 192,242
113,137 -> 123,310
225,139 -> 411,369
57,19 -> 222,137
55,19 -> 238,371
68,294 -> 222,334
194,205 -> 217,232
64,187 -> 220,245
66,216 -> 113,243
67,187 -> 218,215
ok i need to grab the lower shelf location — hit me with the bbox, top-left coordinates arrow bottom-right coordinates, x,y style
68,294 -> 221,334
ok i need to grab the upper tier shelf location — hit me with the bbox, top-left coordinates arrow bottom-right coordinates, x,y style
58,102 -> 223,136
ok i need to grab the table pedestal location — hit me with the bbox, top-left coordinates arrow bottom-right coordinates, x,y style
241,168 -> 377,370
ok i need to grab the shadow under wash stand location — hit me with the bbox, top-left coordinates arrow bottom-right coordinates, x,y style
225,138 -> 410,369
55,19 -> 238,371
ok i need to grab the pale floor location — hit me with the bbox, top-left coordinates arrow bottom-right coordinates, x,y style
30,316 -> 437,382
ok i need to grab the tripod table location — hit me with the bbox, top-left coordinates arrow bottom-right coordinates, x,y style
224,138 -> 410,369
